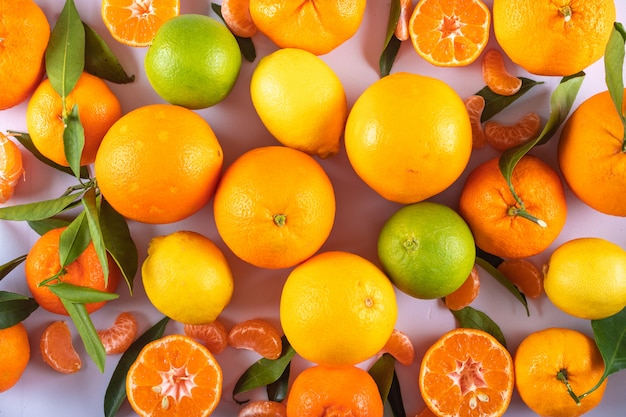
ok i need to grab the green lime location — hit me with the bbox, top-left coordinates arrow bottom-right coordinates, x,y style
144,14 -> 242,109
377,201 -> 476,299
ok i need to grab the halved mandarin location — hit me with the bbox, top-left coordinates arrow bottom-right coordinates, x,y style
40,321 -> 82,374
482,49 -> 522,96
228,318 -> 282,360
184,319 -> 229,355
97,312 -> 138,355
484,112 -> 541,152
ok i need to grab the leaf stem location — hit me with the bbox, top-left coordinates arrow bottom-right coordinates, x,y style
507,204 -> 547,227
556,369 -> 581,405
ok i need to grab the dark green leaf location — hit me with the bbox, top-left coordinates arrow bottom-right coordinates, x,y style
63,104 -> 86,179
450,306 -> 508,348
61,298 -> 106,372
474,246 -> 503,269
59,211 -> 90,267
475,77 -> 544,122
0,292 -> 39,328
83,22 -> 135,84
0,193 -> 81,221
49,282 -> 119,304
266,361 -> 290,402
82,188 -> 109,281
369,353 -> 396,402
379,0 -> 402,77
475,256 -> 529,316
604,22 -> 626,149
104,316 -> 170,417
592,307 -> 626,378
387,368 -> 406,417
0,255 -> 27,281
28,217 -> 71,235
211,3 -> 256,62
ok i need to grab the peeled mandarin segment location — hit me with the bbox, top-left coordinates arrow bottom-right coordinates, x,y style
238,400 -> 287,417
97,312 -> 138,355
222,0 -> 257,38
228,318 -> 282,360
496,258 -> 543,298
379,328 -> 415,366
184,320 -> 229,354
463,95 -> 487,149
40,321 -> 82,374
482,49 -> 522,96
0,135 -> 24,203
394,0 -> 412,41
445,265 -> 481,310
484,112 -> 542,152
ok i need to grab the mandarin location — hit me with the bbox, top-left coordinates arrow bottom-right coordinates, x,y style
0,322 -> 30,392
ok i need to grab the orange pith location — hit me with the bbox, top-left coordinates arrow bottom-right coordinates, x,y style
482,49 -> 522,96
484,112 -> 542,152
445,265 -> 481,310
497,258 -> 543,298
0,134 -> 24,204
184,320 -> 229,355
227,318 -> 282,360
379,328 -> 415,366
97,312 -> 138,355
464,95 -> 486,149
239,400 -> 287,417
222,0 -> 257,38
40,321 -> 82,374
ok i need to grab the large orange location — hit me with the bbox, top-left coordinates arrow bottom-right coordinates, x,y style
94,104 -> 223,224
458,155 -> 567,259
24,227 -> 121,316
558,88 -> 626,216
0,322 -> 30,392
26,72 -> 123,167
213,146 -> 335,269
493,0 -> 616,76
344,72 -> 472,204
0,0 -> 50,110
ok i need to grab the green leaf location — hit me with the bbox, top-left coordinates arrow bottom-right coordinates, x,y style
82,188 -> 109,282
0,193 -> 81,221
83,22 -> 135,84
211,3 -> 256,62
59,211 -> 90,267
369,353 -> 396,402
0,291 -> 39,329
45,0 -> 85,98
49,282 -> 119,304
63,104 -> 86,179
475,255 -> 529,316
450,306 -> 508,348
379,0 -> 402,77
60,298 -> 106,372
104,316 -> 170,417
475,77 -> 544,122
604,22 -> 626,150
0,255 -> 27,281
387,368 -> 406,417
266,361 -> 290,402
28,217 -> 71,235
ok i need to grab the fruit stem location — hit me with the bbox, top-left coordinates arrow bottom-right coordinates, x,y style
273,214 -> 287,227
557,369 -> 581,405
507,205 -> 547,228
559,5 -> 572,23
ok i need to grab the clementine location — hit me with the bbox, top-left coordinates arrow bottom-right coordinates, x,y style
40,320 -> 82,374
0,322 -> 30,392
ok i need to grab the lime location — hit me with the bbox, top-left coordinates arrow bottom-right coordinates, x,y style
144,14 -> 241,109
377,201 -> 476,299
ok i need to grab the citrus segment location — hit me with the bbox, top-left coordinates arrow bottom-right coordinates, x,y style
222,0 -> 257,38
444,265 -> 481,310
97,312 -> 138,355
464,95 -> 486,149
379,329 -> 415,366
484,112 -> 541,152
0,134 -> 24,204
496,258 -> 543,298
394,0 -> 412,41
227,318 -> 282,360
481,49 -> 522,96
184,320 -> 229,355
40,321 -> 82,374
239,400 -> 287,417
0,322 -> 30,392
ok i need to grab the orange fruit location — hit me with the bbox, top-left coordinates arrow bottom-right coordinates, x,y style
184,320 -> 229,355
378,328 -> 415,366
0,322 -> 30,392
458,155 -> 567,259
101,0 -> 180,47
481,49 -> 522,96
94,104 -> 224,224
496,258 -> 543,299
239,400 -> 287,417
126,334 -> 222,417
40,321 -> 82,374
286,364 -> 384,417
26,72 -> 123,167
227,318 -> 282,360
0,0 -> 50,110
222,0 -> 257,38
24,227 -> 121,316
419,327 -> 514,417
345,72 -> 472,204
0,133 -> 24,204
464,95 -> 487,149
558,88 -> 626,216
444,265 -> 481,310
484,112 -> 542,152
514,328 -> 607,417
97,312 -> 138,355
493,0 -> 616,76
213,146 -> 335,270
248,0 -> 366,55
408,0 -> 491,67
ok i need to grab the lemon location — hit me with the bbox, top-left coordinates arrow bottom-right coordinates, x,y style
543,237 -> 626,320
144,14 -> 241,109
250,48 -> 348,158
377,202 -> 476,299
141,231 -> 234,324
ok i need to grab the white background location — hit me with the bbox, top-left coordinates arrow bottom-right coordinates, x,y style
1,1 -> 625,416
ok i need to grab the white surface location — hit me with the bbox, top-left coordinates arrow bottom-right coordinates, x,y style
1,1 -> 625,416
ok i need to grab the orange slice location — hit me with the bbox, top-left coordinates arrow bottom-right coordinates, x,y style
184,319 -> 229,355
228,318 -> 282,360
484,112 -> 542,152
482,49 -> 522,96
497,258 -> 543,298
101,0 -> 180,47
445,265 -> 481,310
222,0 -> 257,38
463,95 -> 486,149
409,0 -> 491,67
97,312 -> 138,355
379,328 -> 415,366
394,0 -> 412,41
239,400 -> 287,417
0,133 -> 24,204
40,321 -> 82,374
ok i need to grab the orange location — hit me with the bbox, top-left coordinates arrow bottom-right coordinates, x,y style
444,265 -> 481,310
493,0 -> 616,76
0,0 -> 50,110
464,95 -> 487,149
458,155 -> 567,259
514,327 -> 607,417
94,104 -> 224,224
239,400 -> 287,417
558,88 -> 626,216
184,320 -> 229,355
0,133 -> 24,204
97,312 -> 138,355
481,49 -> 522,96
26,72 -> 123,167
496,258 -> 543,299
419,327 -> 514,417
222,0 -> 257,38
40,321 -> 82,374
345,72 -> 472,204
0,322 -> 30,392
248,0 -> 366,55
378,328 -> 415,366
213,146 -> 335,270
101,0 -> 180,47
126,334 -> 222,417
408,0 -> 491,67
24,227 -> 121,316
286,364 -> 384,417
227,318 -> 282,360
484,112 -> 542,152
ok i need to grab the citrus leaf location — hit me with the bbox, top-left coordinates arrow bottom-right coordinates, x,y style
28,217 -> 71,236
369,353 -> 396,402
63,104 -> 86,179
589,307 -> 626,388
48,282 -> 119,304
0,255 -> 27,281
0,193 -> 82,221
450,306 -> 508,348
379,0 -> 402,77
0,291 -> 39,329
387,367 -> 406,417
59,211 -> 89,267
60,297 -> 106,373
211,3 -> 256,62
604,22 -> 626,149
475,255 -> 529,316
266,361 -> 290,402
82,188 -> 109,282
83,21 -> 135,84
475,77 -> 544,122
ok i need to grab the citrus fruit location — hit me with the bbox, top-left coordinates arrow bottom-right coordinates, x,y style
558,88 -> 626,216
213,146 -> 336,270
379,328 -> 415,366
493,0 -> 616,76
444,265 -> 481,310
496,258 -> 543,298
464,95 -> 487,149
250,48 -> 348,159
0,133 -> 24,204
408,0 -> 491,67
0,0 -> 50,110
141,230 -> 234,325
484,112 -> 542,152
126,334 -> 222,417
227,318 -> 282,360
94,104 -> 223,224
26,72 -> 123,167
24,227 -> 121,316
286,364 -> 384,417
514,327 -> 607,417
458,155 -> 567,259
543,237 -> 626,320
378,201 -> 476,300
97,312 -> 138,355
221,0 -> 257,38
144,14 -> 241,109
481,49 -> 522,96
0,322 -> 30,392
101,0 -> 180,47
344,72 -> 472,204
248,0 -> 366,55
419,327 -> 514,417
394,0 -> 412,41
184,320 -> 229,355
240,400 -> 287,417
40,321 -> 82,374
280,251 -> 397,367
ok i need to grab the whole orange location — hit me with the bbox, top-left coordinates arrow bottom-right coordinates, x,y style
94,104 -> 223,224
26,72 -> 123,167
344,72 -> 472,204
0,0 -> 50,110
213,146 -> 335,269
0,322 -> 30,392
24,227 -> 121,315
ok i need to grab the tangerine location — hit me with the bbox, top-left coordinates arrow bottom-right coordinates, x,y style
0,322 -> 30,392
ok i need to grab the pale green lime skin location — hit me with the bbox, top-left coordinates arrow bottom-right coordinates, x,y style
144,14 -> 242,109
377,202 -> 476,299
